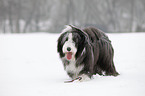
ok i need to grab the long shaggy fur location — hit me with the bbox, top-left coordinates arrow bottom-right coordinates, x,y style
57,25 -> 119,81
82,27 -> 119,76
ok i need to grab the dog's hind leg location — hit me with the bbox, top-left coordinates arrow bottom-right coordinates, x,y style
105,62 -> 119,76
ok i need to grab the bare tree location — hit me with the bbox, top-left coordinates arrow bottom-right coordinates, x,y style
0,0 -> 145,33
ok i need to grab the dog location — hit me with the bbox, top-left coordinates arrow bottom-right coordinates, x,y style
57,25 -> 119,82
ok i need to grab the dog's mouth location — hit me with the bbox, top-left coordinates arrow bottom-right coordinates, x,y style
66,52 -> 73,60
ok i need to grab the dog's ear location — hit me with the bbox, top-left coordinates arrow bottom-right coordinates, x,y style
57,33 -> 65,57
69,25 -> 83,34
69,25 -> 81,32
69,25 -> 91,44
69,25 -> 89,38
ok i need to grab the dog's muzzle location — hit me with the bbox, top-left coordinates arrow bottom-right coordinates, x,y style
62,42 -> 77,60
66,52 -> 72,60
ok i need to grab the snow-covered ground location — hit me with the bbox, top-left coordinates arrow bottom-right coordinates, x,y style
0,33 -> 145,96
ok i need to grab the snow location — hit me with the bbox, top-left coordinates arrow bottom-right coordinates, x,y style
0,33 -> 145,96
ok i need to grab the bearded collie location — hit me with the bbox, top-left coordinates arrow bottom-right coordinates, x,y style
57,25 -> 119,82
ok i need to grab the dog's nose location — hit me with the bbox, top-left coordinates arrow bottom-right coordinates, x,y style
67,47 -> 71,51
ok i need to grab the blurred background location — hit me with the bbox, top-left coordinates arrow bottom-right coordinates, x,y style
0,1 -> 145,95
0,0 -> 145,33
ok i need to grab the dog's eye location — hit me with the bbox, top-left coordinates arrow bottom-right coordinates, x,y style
73,37 -> 78,43
66,37 -> 68,41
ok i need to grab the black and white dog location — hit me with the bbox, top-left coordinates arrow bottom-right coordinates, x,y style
57,25 -> 119,82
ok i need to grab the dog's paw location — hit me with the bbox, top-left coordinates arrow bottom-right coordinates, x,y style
78,74 -> 91,82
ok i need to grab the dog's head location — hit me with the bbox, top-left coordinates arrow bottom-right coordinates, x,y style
57,25 -> 88,60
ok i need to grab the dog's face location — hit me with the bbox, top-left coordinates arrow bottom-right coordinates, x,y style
62,33 -> 76,60
57,25 -> 86,60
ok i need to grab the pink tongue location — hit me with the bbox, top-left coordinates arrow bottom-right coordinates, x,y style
67,52 -> 72,60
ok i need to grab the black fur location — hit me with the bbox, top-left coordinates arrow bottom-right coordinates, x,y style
57,25 -> 119,80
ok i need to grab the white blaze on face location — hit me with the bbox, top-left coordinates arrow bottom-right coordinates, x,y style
62,33 -> 77,60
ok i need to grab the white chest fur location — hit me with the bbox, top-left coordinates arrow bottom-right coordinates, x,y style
65,59 -> 84,79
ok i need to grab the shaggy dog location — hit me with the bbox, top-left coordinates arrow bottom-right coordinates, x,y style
57,25 -> 119,82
